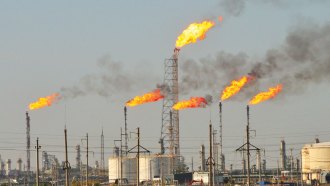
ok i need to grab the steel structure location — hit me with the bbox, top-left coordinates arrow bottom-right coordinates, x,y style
26,112 -> 31,179
76,145 -> 81,169
160,48 -> 180,156
101,129 -> 105,172
219,102 -> 224,172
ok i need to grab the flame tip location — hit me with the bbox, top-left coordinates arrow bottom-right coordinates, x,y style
249,84 -> 282,105
126,89 -> 164,107
28,93 -> 60,110
175,20 -> 215,48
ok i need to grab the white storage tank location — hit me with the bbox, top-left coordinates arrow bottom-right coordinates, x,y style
109,154 -> 174,184
302,142 -> 330,182
108,157 -> 120,182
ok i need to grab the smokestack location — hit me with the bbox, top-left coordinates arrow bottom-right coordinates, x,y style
173,48 -> 180,60
246,105 -> 251,186
124,106 -> 128,156
200,145 -> 206,171
76,145 -> 81,169
315,138 -> 320,143
219,102 -> 224,172
26,112 -> 31,176
209,122 -> 214,186
114,147 -> 120,157
6,159 -> 11,176
17,158 -> 22,172
280,140 -> 286,170
247,105 -> 250,126
42,151 -> 49,170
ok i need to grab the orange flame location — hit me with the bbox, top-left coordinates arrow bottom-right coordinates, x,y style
126,89 -> 164,107
29,93 -> 60,110
175,20 -> 215,48
173,97 -> 208,110
249,84 -> 283,105
221,76 -> 252,101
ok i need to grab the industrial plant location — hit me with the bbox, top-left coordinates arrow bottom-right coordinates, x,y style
2,4 -> 330,186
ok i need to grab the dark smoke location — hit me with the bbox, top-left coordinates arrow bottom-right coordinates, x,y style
205,94 -> 213,105
180,22 -> 330,99
157,83 -> 170,97
180,51 -> 250,95
219,0 -> 303,18
60,55 -> 155,99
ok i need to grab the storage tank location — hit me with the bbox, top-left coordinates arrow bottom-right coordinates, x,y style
6,159 -> 11,175
108,157 -> 120,182
122,156 -> 137,184
302,142 -> 330,182
108,154 -> 174,184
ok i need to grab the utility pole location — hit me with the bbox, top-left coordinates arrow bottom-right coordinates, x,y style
63,127 -> 71,186
86,133 -> 89,186
128,128 -> 150,186
35,138 -> 41,186
137,128 -> 140,186
277,160 -> 279,185
236,106 -> 260,186
290,148 -> 293,181
120,128 -> 123,186
115,129 -> 124,186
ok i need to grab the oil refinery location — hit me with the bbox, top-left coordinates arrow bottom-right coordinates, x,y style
1,1 -> 330,186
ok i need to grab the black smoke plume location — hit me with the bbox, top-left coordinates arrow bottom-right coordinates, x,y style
180,22 -> 330,99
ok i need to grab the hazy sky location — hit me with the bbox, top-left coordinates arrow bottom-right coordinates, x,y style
1,0 -> 330,171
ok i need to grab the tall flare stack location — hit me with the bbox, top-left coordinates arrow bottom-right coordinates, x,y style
161,48 -> 180,156
246,105 -> 251,186
219,102 -> 225,172
124,106 -> 128,156
26,112 -> 31,178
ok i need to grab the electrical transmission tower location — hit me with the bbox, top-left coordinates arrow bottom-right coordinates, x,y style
160,48 -> 180,156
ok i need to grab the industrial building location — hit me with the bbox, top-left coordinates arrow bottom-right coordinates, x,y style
302,142 -> 330,184
108,154 -> 174,184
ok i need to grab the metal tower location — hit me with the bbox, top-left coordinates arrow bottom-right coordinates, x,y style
219,102 -> 224,172
26,112 -> 31,178
76,145 -> 81,169
280,139 -> 286,170
100,129 -> 105,173
124,106 -> 128,155
160,48 -> 180,156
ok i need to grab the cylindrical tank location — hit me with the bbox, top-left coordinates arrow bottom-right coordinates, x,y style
302,142 -> 330,181
109,154 -> 174,184
17,158 -> 23,172
6,159 -> 11,175
122,157 -> 137,184
108,157 -> 120,181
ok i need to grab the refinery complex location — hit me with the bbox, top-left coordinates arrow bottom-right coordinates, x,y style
1,20 -> 330,186
2,2 -> 330,186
